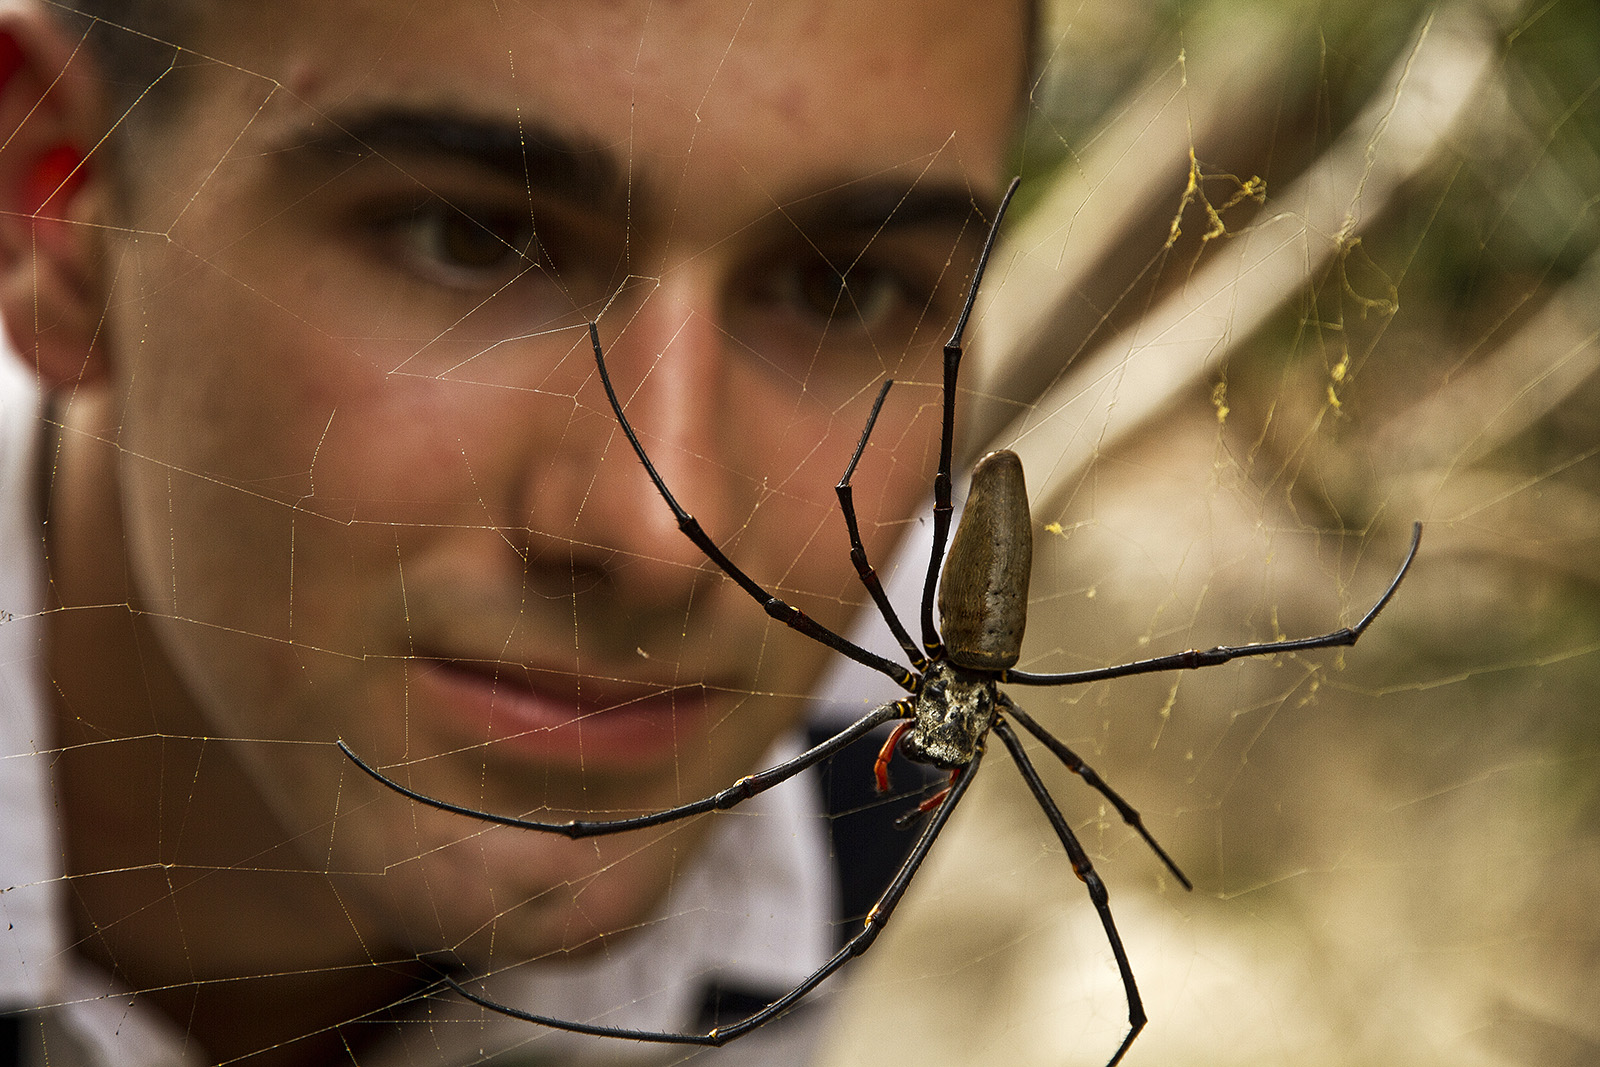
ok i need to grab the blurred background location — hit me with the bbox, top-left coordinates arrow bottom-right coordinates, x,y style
814,0 -> 1600,1064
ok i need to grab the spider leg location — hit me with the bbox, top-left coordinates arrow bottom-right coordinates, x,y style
589,322 -> 916,691
920,178 -> 1022,654
993,717 -> 1145,1067
890,768 -> 962,830
1004,521 -> 1422,687
837,378 -> 926,669
874,719 -> 915,793
337,700 -> 908,837
444,745 -> 984,1045
999,695 -> 1191,889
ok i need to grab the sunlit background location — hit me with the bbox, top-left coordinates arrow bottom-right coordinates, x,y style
817,1 -> 1600,1064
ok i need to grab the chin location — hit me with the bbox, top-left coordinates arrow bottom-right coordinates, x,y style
374,819 -> 691,967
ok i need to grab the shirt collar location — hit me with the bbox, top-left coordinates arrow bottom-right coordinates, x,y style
0,354 -> 68,1009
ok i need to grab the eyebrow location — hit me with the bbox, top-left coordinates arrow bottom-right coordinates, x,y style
275,108 -> 633,214
275,106 -> 997,239
782,181 -> 995,238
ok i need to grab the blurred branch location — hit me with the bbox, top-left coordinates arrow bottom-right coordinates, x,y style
972,1 -> 1519,522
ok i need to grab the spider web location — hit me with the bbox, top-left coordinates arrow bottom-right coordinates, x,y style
1,1 -> 1597,1065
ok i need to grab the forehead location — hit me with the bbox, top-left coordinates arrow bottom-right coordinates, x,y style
167,0 -> 1025,217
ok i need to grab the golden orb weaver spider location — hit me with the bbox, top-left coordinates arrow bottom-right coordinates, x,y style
342,176 -> 1420,1065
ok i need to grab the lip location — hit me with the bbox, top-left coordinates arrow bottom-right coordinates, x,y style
412,656 -> 711,771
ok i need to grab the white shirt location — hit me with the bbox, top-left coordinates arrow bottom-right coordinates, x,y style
0,353 -> 843,1065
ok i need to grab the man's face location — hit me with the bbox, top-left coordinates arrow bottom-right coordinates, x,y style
95,0 -> 1023,963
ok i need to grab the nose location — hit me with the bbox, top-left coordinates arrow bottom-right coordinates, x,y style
525,271 -> 739,630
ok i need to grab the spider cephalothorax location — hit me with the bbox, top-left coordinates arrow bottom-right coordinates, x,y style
901,659 -> 999,769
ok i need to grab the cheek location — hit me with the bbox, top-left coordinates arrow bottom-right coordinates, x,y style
105,247 -> 535,727
113,276 -> 362,620
733,368 -> 942,659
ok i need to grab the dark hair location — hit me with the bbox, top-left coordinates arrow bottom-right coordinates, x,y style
46,0 -> 194,125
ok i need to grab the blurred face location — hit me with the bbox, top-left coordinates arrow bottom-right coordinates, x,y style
97,0 -> 1023,965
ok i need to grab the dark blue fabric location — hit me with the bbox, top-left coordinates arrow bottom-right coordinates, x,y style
691,721 -> 934,1031
0,1013 -> 24,1067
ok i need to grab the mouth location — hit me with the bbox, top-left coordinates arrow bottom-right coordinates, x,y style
412,655 -> 712,771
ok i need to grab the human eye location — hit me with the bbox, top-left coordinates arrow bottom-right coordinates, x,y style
728,243 -> 965,400
379,198 -> 544,290
754,250 -> 940,344
788,258 -> 911,333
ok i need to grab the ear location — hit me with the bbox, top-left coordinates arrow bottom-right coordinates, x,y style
0,8 -> 113,388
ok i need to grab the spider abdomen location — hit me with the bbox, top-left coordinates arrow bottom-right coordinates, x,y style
938,449 -> 1032,671
902,661 -> 998,769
